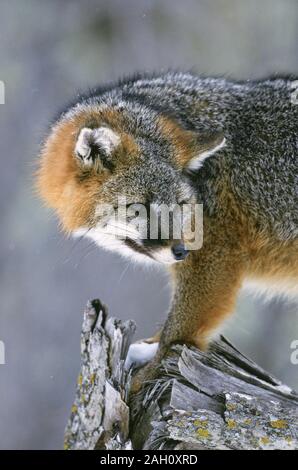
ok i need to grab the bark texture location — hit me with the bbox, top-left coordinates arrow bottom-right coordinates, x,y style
64,299 -> 298,450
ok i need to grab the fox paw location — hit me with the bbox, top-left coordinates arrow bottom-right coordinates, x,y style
125,341 -> 159,370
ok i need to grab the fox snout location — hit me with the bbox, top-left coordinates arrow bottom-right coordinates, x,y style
171,243 -> 189,261
139,238 -> 190,265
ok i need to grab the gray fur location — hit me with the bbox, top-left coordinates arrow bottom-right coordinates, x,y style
63,72 -> 298,242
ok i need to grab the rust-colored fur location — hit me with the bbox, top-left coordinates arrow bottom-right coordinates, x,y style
36,73 -> 298,392
37,107 -> 297,347
36,107 -> 139,232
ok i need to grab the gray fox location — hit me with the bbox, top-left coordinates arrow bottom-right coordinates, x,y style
36,72 -> 298,387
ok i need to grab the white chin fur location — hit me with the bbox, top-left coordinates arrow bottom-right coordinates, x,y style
152,247 -> 176,265
73,226 -> 178,266
72,227 -> 147,266
73,227 -> 152,264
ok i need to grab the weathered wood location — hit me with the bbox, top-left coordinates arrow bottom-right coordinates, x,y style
64,299 -> 135,450
65,299 -> 298,450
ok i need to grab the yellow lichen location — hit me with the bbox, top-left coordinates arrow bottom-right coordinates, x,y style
243,418 -> 252,425
71,405 -> 77,414
226,419 -> 236,429
77,374 -> 83,386
226,403 -> 237,411
270,419 -> 288,429
90,373 -> 96,385
194,419 -> 208,428
196,428 -> 210,439
260,436 -> 270,445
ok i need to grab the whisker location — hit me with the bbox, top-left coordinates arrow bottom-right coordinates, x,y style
74,245 -> 98,268
61,228 -> 92,265
105,222 -> 142,239
118,262 -> 130,283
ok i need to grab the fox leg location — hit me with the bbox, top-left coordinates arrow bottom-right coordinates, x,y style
130,235 -> 245,391
160,245 -> 245,353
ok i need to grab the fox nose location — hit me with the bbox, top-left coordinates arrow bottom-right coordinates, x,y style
171,243 -> 189,261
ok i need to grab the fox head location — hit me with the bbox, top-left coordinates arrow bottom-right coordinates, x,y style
37,100 -> 225,265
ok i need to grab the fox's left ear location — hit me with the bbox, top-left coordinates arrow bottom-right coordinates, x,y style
75,127 -> 120,170
183,131 -> 226,172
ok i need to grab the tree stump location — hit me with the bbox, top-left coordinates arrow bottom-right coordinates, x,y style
64,299 -> 298,450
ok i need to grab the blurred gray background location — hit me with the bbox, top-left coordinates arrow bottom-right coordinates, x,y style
0,0 -> 297,449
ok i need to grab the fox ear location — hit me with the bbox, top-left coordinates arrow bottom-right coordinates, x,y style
184,131 -> 226,172
74,127 -> 120,169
